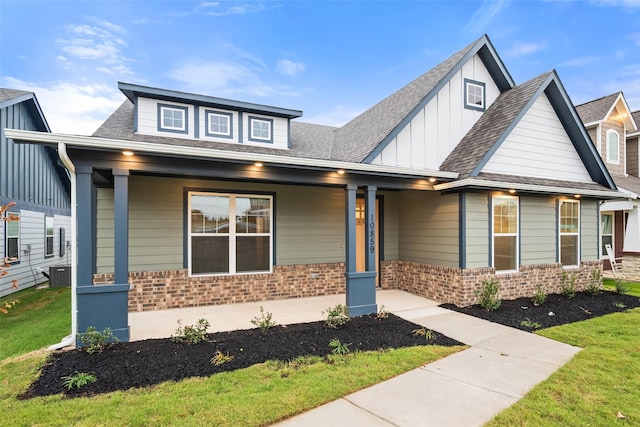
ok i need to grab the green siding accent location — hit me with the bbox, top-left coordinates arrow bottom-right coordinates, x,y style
398,191 -> 458,267
465,192 -> 489,268
581,199 -> 598,261
521,196 -> 556,265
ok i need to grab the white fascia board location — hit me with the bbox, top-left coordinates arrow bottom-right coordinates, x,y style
615,186 -> 640,199
582,120 -> 602,128
601,200 -> 635,211
433,177 -> 624,198
4,129 -> 459,180
628,131 -> 640,137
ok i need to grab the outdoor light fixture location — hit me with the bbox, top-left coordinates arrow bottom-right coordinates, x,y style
122,150 -> 134,156
428,177 -> 437,183
336,169 -> 345,175
509,189 -> 516,194
574,194 -> 581,198
254,162 -> 263,167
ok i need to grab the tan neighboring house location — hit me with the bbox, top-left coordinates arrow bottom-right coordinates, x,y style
576,93 -> 640,279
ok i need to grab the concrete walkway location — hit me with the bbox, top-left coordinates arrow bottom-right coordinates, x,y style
129,290 -> 581,427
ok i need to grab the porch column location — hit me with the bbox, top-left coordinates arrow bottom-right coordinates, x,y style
75,167 -> 130,345
623,205 -> 640,252
344,184 -> 377,316
113,170 -> 129,284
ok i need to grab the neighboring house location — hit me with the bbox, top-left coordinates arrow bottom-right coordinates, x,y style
0,89 -> 71,297
7,35 -> 620,343
576,93 -> 640,278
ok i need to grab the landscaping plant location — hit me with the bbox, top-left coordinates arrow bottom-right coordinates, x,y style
211,350 -> 234,366
560,271 -> 577,298
585,269 -> 602,296
412,327 -> 436,342
520,318 -> 541,330
61,372 -> 97,390
614,279 -> 629,295
322,304 -> 350,329
376,305 -> 389,320
328,338 -> 351,355
250,306 -> 277,331
171,318 -> 210,344
77,326 -> 118,354
474,278 -> 501,311
532,283 -> 546,306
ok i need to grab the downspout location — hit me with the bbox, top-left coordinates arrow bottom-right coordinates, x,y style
49,142 -> 77,350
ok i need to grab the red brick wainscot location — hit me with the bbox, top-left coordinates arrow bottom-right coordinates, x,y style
93,263 -> 346,312
381,260 -> 603,307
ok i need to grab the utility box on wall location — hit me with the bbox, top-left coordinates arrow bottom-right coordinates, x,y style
49,266 -> 71,287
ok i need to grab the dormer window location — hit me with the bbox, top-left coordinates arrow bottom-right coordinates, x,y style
158,103 -> 188,134
206,111 -> 232,138
606,129 -> 619,164
249,117 -> 273,143
464,79 -> 486,112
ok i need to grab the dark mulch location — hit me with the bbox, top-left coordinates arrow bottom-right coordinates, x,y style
21,313 -> 463,399
441,290 -> 640,331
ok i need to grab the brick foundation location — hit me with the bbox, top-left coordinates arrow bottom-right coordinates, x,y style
381,260 -> 603,307
93,263 -> 346,312
622,253 -> 640,281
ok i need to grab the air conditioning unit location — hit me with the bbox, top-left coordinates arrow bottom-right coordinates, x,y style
49,265 -> 71,287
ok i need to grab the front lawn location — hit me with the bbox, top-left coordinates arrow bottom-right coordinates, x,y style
603,278 -> 640,297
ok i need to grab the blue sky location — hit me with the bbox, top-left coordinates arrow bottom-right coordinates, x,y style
1,0 -> 640,135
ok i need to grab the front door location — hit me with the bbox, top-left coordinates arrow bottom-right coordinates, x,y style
356,198 -> 379,286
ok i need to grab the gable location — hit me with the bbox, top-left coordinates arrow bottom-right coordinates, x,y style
369,53 -> 501,169
481,93 -> 592,182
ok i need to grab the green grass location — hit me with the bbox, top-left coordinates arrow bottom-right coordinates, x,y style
603,278 -> 640,297
0,286 -> 464,426
0,286 -> 71,359
487,307 -> 640,426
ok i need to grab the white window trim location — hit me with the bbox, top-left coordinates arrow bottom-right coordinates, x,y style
606,129 -> 620,164
188,191 -> 273,276
5,211 -> 20,263
559,199 -> 580,268
491,195 -> 519,273
600,212 -> 614,259
160,105 -> 186,132
207,112 -> 232,137
464,79 -> 486,112
249,117 -> 272,142
45,216 -> 55,257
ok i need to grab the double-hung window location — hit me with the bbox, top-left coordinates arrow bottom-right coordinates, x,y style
45,216 -> 54,257
607,130 -> 619,164
559,200 -> 580,266
158,103 -> 188,134
249,117 -> 273,143
189,192 -> 272,275
492,195 -> 518,272
5,212 -> 20,262
206,111 -> 232,138
601,213 -> 613,258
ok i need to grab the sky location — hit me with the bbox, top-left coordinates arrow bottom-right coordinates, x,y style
1,0 -> 640,135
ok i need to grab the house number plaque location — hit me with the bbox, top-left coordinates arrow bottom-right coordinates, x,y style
369,213 -> 375,254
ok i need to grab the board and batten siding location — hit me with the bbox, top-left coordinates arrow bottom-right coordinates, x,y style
520,196 -> 556,265
96,176 -> 355,273
398,191 -> 458,267
580,199 -> 599,262
0,210 -> 71,297
464,192 -> 489,268
481,94 -> 593,182
371,54 -> 500,169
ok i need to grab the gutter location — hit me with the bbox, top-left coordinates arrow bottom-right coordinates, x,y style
4,129 -> 459,180
48,142 -> 77,350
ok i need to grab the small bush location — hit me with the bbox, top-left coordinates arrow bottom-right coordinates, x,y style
328,338 -> 351,355
532,283 -> 546,306
412,327 -> 436,342
585,270 -> 602,296
171,318 -> 210,344
561,272 -> 577,298
323,304 -> 350,329
211,350 -> 234,366
474,278 -> 501,311
613,301 -> 626,309
250,306 -> 277,331
615,279 -> 629,295
376,305 -> 389,320
520,318 -> 541,330
77,326 -> 118,354
62,372 -> 97,390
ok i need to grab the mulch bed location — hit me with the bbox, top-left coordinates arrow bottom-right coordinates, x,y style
21,313 -> 463,399
441,290 -> 640,331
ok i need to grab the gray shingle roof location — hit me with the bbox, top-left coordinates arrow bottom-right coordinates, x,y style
632,111 -> 640,131
439,72 -> 551,178
575,92 -> 620,124
612,174 -> 640,195
0,88 -> 32,104
476,172 -> 614,192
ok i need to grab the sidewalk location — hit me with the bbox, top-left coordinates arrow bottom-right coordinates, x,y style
128,290 -> 581,426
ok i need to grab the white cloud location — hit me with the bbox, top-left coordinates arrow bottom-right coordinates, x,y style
561,56 -> 599,67
590,0 -> 640,8
174,2 -> 272,17
303,105 -> 366,127
464,0 -> 509,34
277,59 -> 305,76
505,42 -> 545,58
1,77 -> 125,135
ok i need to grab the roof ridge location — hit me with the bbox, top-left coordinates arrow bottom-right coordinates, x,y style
574,91 -> 621,108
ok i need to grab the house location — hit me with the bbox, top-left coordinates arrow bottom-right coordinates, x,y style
0,89 -> 71,297
5,35 -> 621,344
575,93 -> 640,278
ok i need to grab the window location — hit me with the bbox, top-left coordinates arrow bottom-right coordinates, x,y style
45,216 -> 54,257
189,192 -> 272,275
464,79 -> 486,111
5,212 -> 20,262
205,111 -> 232,138
249,117 -> 273,143
157,103 -> 188,134
492,195 -> 518,271
601,212 -> 613,258
559,200 -> 580,266
607,130 -> 619,164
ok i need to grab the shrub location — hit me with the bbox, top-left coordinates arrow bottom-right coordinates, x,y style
585,270 -> 602,296
412,327 -> 436,342
328,338 -> 351,355
250,306 -> 277,331
171,318 -> 210,344
615,279 -> 629,295
560,272 -> 577,298
376,305 -> 389,320
211,350 -> 234,366
520,318 -> 541,330
77,326 -> 118,354
532,283 -> 547,306
62,372 -> 97,390
474,278 -> 501,311
323,304 -> 350,329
